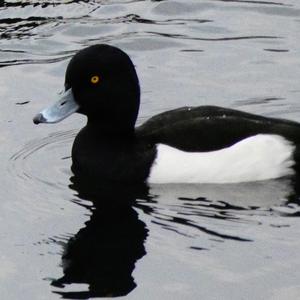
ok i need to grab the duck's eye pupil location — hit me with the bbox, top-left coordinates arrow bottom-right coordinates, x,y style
91,75 -> 100,84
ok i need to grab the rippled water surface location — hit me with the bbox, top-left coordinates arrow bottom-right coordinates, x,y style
1,0 -> 300,299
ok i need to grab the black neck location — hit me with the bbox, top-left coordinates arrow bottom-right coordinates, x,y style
86,119 -> 136,140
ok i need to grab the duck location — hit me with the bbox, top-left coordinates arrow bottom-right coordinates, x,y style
33,44 -> 300,184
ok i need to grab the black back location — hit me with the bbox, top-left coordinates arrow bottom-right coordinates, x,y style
137,105 -> 300,152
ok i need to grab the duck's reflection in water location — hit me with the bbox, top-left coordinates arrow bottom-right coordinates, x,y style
52,175 -> 150,299
50,169 -> 300,299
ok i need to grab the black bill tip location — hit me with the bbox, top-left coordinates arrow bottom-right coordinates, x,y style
33,113 -> 46,125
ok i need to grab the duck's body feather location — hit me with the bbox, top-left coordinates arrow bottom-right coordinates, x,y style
71,105 -> 300,184
148,135 -> 295,184
136,106 -> 300,152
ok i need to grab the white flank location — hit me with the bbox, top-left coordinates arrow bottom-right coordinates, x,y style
148,134 -> 295,184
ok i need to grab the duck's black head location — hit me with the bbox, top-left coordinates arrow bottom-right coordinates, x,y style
33,44 -> 140,134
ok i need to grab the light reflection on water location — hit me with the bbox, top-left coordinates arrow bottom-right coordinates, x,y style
1,0 -> 300,299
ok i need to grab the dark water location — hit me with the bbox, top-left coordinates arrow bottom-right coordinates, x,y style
1,0 -> 300,299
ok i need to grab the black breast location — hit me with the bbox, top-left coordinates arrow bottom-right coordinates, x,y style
71,126 -> 156,184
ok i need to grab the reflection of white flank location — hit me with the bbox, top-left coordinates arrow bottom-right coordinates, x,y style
149,179 -> 292,208
148,134 -> 295,184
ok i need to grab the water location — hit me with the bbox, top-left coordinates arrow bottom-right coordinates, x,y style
1,0 -> 300,299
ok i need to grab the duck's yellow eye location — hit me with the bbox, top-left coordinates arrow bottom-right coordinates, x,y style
91,75 -> 100,84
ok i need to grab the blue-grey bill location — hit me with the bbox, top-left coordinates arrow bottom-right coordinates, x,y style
33,89 -> 79,124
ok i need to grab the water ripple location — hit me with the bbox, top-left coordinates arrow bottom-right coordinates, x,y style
215,0 -> 290,6
9,129 -> 76,188
136,181 -> 300,243
147,31 -> 280,41
0,54 -> 72,67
